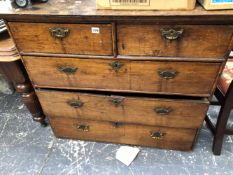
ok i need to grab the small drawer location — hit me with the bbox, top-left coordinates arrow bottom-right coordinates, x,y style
37,90 -> 209,129
24,56 -> 221,96
8,22 -> 113,55
118,25 -> 233,58
50,117 -> 197,151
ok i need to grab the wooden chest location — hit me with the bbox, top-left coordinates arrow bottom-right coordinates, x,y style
1,0 -> 233,151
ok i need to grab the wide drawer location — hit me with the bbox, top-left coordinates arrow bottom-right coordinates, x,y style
24,56 -> 221,96
8,22 -> 113,55
50,117 -> 197,151
118,25 -> 233,58
37,90 -> 209,129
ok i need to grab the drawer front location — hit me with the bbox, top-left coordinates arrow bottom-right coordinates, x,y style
24,56 -> 221,96
9,22 -> 113,55
50,117 -> 197,151
118,25 -> 233,58
37,90 -> 209,128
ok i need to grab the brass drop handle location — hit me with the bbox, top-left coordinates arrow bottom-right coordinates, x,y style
111,122 -> 124,128
158,70 -> 178,79
75,124 -> 89,132
67,100 -> 84,108
57,65 -> 78,75
109,96 -> 124,107
150,131 -> 166,140
160,28 -> 184,40
154,107 -> 172,115
49,27 -> 70,39
109,61 -> 124,71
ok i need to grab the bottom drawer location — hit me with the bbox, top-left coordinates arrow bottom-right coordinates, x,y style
50,117 -> 197,151
37,90 -> 209,129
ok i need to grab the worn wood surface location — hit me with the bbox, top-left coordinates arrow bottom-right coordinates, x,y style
37,90 -> 209,129
20,52 -> 225,62
1,0 -> 232,150
9,22 -> 113,55
118,25 -> 233,58
1,0 -> 233,24
50,117 -> 197,151
23,56 -> 221,96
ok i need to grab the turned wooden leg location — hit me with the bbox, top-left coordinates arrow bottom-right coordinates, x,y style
0,61 -> 47,126
15,83 -> 47,126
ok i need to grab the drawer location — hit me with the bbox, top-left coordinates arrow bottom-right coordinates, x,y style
37,90 -> 209,129
49,117 -> 197,151
50,117 -> 197,151
118,25 -> 233,58
24,56 -> 221,96
8,22 -> 113,55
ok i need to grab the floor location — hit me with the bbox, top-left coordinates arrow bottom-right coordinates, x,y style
0,93 -> 233,175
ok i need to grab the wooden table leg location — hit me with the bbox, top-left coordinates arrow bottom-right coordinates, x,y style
16,83 -> 47,126
0,61 -> 47,126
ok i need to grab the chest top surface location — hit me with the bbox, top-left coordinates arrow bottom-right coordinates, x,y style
0,0 -> 233,23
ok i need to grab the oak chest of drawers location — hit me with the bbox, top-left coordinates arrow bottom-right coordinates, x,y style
1,0 -> 233,151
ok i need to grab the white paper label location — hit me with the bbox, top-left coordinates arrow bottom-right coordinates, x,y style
110,0 -> 149,6
91,27 -> 100,34
116,146 -> 140,166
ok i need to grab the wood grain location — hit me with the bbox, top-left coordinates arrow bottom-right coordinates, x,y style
37,89 -> 209,129
1,0 -> 231,150
1,0 -> 233,25
50,117 -> 197,151
23,56 -> 221,96
118,25 -> 233,58
8,22 -> 113,55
